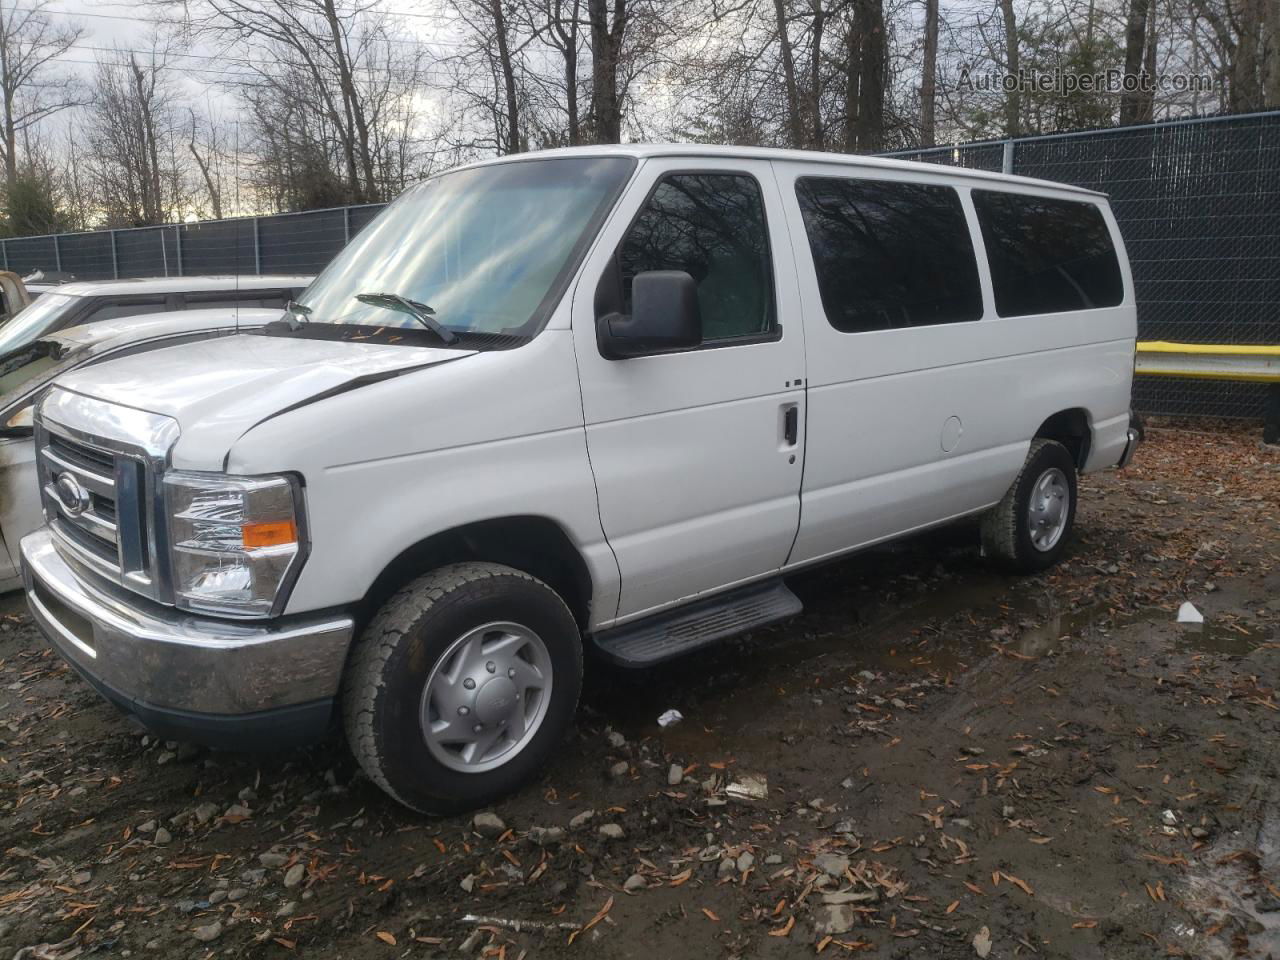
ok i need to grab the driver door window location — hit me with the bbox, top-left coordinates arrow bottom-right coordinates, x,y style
617,173 -> 776,344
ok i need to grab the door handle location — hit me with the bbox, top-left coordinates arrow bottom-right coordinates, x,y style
783,405 -> 799,446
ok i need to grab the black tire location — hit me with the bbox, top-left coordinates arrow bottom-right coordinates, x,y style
342,562 -> 582,814
980,439 -> 1078,573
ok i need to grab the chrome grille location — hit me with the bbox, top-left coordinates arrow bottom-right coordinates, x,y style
37,422 -> 156,596
35,387 -> 181,605
40,428 -> 120,557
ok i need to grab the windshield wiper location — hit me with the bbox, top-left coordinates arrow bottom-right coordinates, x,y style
283,300 -> 312,331
355,292 -> 459,345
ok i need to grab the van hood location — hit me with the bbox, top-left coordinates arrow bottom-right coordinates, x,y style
51,332 -> 476,469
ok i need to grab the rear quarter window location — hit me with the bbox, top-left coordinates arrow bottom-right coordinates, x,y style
795,176 -> 983,332
972,191 -> 1124,317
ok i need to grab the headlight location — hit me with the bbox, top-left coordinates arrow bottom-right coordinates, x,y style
164,471 -> 307,618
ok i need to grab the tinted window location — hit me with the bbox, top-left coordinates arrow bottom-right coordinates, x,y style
184,291 -> 289,309
972,191 -> 1124,316
183,296 -> 286,310
87,299 -> 171,322
619,173 -> 774,341
795,177 -> 983,333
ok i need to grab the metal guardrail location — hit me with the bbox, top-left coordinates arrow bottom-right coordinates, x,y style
1135,341 -> 1280,383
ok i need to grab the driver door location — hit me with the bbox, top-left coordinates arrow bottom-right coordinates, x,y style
572,158 -> 806,624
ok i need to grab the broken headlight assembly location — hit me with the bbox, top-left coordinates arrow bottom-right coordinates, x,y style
164,472 -> 307,618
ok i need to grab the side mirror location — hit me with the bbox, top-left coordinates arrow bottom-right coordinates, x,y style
598,270 -> 702,360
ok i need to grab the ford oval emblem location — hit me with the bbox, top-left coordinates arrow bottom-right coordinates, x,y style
54,473 -> 90,517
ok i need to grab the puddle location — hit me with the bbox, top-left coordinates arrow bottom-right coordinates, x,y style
582,526 -> 1270,762
1170,807 -> 1280,959
583,528 -> 1061,756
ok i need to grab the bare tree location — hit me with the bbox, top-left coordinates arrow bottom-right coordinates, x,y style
1119,0 -> 1154,123
85,45 -> 191,226
844,0 -> 887,151
0,0 -> 84,193
919,0 -> 938,145
187,107 -> 228,219
998,0 -> 1021,135
157,0 -> 430,205
587,0 -> 626,142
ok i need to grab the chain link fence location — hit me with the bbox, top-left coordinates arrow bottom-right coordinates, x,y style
0,204 -> 387,281
889,110 -> 1280,419
3,110 -> 1278,418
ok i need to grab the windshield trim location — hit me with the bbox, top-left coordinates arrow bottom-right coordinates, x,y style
298,155 -> 639,345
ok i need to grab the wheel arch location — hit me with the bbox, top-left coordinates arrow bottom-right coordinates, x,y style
1033,408 -> 1092,470
357,515 -> 594,632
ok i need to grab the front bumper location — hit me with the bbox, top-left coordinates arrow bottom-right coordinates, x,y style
20,528 -> 354,749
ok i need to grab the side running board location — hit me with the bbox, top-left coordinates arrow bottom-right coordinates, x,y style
592,580 -> 803,668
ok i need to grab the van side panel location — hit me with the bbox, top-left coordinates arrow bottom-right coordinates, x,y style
774,161 -> 1136,568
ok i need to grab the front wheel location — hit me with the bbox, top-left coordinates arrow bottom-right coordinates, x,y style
981,439 -> 1078,573
342,562 -> 582,814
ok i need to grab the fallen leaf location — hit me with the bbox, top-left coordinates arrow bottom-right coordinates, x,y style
375,931 -> 396,946
568,895 -> 614,945
702,908 -> 720,922
1000,872 -> 1034,896
973,925 -> 993,958
945,900 -> 959,914
768,915 -> 794,937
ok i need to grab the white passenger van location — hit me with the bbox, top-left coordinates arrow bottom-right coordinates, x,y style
20,146 -> 1140,813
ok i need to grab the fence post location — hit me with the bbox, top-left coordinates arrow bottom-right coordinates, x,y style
1,240 -> 7,271
1265,384 -> 1280,446
1002,139 -> 1015,174
343,206 -> 352,244
110,231 -> 119,279
53,234 -> 63,272
174,225 -> 184,276
253,217 -> 262,275
160,228 -> 168,276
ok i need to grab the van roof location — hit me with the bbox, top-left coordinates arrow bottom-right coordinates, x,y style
457,143 -> 1109,199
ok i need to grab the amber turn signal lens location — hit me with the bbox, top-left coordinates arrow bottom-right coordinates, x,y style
241,520 -> 298,548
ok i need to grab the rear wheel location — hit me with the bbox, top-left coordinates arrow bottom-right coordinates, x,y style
343,562 -> 582,814
981,439 -> 1078,573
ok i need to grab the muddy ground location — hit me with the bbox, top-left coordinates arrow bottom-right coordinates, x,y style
2,419 -> 1279,960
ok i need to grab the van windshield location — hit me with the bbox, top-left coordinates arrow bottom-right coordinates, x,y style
290,156 -> 635,343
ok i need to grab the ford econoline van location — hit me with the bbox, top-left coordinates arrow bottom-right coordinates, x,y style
20,146 -> 1140,812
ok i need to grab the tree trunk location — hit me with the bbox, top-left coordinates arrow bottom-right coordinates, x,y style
1231,0 -> 1264,111
587,0 -> 624,143
1266,0 -> 1280,107
919,0 -> 938,146
130,57 -> 163,224
773,0 -> 805,147
320,0 -> 370,200
565,0 -> 581,143
810,0 -> 826,149
1118,0 -> 1151,123
844,0 -> 885,152
999,0 -> 1020,136
490,0 -> 522,152
1,46 -> 14,192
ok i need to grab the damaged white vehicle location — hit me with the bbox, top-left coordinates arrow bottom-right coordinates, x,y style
21,147 -> 1140,813
0,308 -> 281,591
